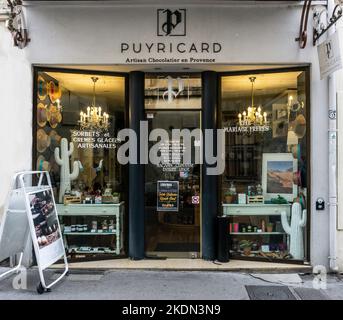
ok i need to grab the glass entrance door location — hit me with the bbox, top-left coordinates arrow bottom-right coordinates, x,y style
144,111 -> 201,258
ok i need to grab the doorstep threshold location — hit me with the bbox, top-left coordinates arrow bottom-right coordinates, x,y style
51,258 -> 313,273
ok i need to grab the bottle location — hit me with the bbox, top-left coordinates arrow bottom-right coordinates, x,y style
102,220 -> 108,232
247,186 -> 252,196
261,219 -> 266,233
256,184 -> 263,195
109,219 -> 115,231
91,220 -> 97,233
229,181 -> 237,203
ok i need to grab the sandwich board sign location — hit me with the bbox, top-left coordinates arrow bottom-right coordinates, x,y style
0,171 -> 68,294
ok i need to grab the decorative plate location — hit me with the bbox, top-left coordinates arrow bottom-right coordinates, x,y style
49,130 -> 62,152
48,81 -> 62,103
48,104 -> 62,128
37,102 -> 48,127
36,155 -> 51,172
37,129 -> 51,153
293,114 -> 306,139
37,75 -> 47,101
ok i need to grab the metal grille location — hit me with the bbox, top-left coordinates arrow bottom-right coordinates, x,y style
245,285 -> 297,300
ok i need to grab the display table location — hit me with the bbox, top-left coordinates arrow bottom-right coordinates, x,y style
56,202 -> 124,256
222,203 -> 291,258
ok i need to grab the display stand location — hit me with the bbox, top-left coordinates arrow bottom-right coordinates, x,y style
0,171 -> 68,294
57,202 -> 124,256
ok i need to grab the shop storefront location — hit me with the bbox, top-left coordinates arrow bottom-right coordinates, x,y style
0,1 -> 332,267
33,65 -> 310,263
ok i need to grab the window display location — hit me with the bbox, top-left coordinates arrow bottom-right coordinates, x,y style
221,70 -> 308,262
34,70 -> 126,259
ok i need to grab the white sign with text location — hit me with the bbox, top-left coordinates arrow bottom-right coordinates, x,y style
318,31 -> 343,79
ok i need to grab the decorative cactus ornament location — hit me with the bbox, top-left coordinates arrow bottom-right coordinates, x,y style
281,202 -> 306,260
54,138 -> 80,203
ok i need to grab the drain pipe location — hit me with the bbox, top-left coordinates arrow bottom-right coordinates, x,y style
328,0 -> 338,272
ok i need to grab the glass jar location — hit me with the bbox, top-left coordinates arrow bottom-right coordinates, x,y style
256,184 -> 263,195
102,220 -> 108,231
91,220 -> 97,232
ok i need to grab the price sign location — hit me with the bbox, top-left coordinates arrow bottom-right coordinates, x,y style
157,181 -> 179,212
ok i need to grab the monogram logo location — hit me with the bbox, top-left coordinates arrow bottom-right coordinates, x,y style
325,41 -> 333,59
162,76 -> 185,103
157,9 -> 186,36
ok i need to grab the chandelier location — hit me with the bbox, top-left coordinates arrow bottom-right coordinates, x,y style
79,77 -> 109,130
238,77 -> 268,127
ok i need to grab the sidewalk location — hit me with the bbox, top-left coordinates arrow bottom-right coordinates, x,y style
0,267 -> 341,300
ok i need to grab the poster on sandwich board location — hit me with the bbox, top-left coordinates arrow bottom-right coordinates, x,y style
27,189 -> 65,270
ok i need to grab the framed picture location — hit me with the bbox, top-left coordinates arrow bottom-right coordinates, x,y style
262,153 -> 297,201
272,120 -> 288,138
272,104 -> 288,121
272,104 -> 289,138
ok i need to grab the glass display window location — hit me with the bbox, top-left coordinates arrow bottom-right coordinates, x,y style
220,69 -> 309,262
34,69 -> 126,259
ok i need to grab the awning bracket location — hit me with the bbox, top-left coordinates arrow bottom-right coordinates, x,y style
295,0 -> 312,49
313,4 -> 343,46
5,0 -> 30,49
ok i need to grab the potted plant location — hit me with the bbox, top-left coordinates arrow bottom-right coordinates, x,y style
224,191 -> 234,204
112,192 -> 120,204
240,240 -> 253,256
225,181 -> 237,204
224,184 -> 237,203
267,222 -> 274,233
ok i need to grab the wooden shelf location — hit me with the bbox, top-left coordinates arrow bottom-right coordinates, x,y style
230,232 -> 285,235
230,250 -> 260,254
64,231 -> 117,236
68,248 -> 116,254
57,202 -> 124,216
223,203 -> 291,216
